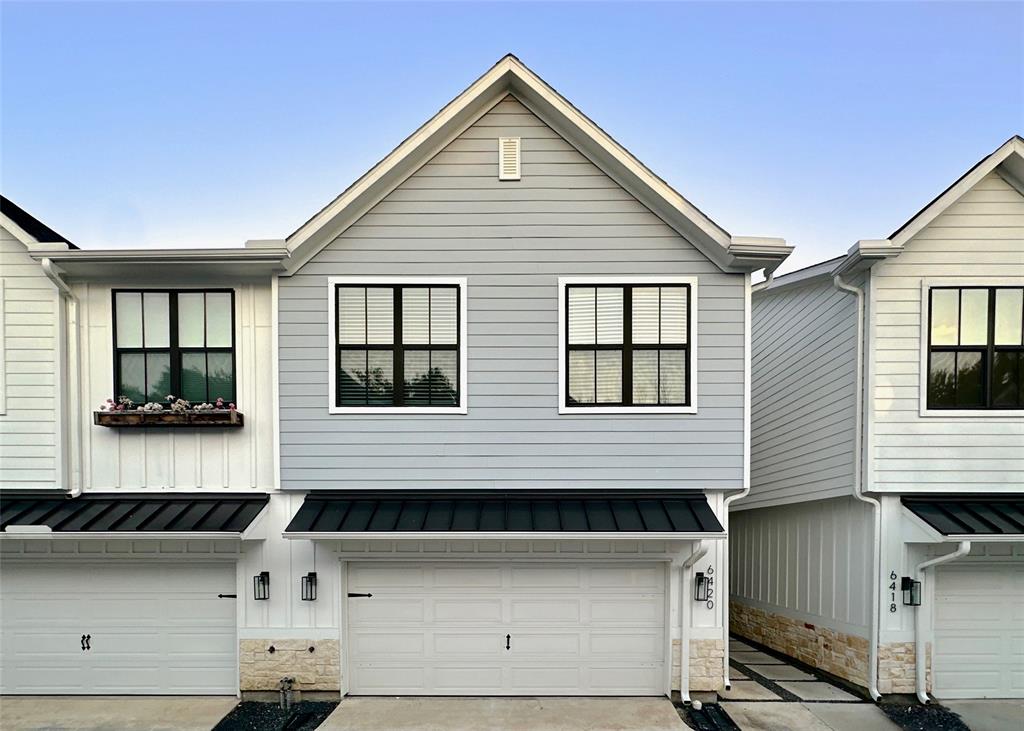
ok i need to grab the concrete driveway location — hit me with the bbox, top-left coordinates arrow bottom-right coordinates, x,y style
320,697 -> 687,731
0,696 -> 238,731
942,700 -> 1024,731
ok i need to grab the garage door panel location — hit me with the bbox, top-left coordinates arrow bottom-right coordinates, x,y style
349,598 -> 424,622
346,562 -> 666,696
0,562 -> 237,695
350,566 -> 424,589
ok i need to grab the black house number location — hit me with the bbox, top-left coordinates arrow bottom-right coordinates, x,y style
705,565 -> 715,610
888,570 -> 898,613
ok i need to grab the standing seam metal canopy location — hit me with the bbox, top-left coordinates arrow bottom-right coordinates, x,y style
902,495 -> 1024,536
0,494 -> 269,533
285,491 -> 723,534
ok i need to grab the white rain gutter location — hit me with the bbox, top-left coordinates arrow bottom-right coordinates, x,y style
680,540 -> 709,705
914,540 -> 971,704
833,272 -> 882,701
40,258 -> 83,498
720,273 -> 753,689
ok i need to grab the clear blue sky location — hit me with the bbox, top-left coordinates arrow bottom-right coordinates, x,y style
2,2 -> 1021,272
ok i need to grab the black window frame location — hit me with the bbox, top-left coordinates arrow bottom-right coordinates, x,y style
111,288 -> 237,405
563,282 -> 692,409
927,285 -> 1024,410
334,283 -> 462,408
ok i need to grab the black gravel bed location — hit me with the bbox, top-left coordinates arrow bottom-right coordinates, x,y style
878,700 -> 970,731
676,702 -> 742,731
212,701 -> 339,731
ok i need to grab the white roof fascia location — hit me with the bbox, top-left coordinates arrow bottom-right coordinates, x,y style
284,531 -> 727,542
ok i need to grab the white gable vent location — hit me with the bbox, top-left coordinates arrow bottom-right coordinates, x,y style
498,137 -> 521,180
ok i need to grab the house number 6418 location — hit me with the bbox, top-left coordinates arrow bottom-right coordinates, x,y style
888,571 -> 898,613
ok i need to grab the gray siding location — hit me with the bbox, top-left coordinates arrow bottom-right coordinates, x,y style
278,96 -> 747,490
745,277 -> 858,509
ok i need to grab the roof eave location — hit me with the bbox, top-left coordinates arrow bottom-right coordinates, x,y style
27,248 -> 290,278
831,239 -> 904,277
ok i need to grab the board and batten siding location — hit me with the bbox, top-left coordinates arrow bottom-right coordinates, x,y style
76,280 -> 275,491
278,96 -> 747,491
0,227 -> 60,489
745,277 -> 858,509
730,496 -> 872,638
870,171 -> 1024,492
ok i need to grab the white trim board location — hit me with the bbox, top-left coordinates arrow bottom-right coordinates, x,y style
557,276 -> 699,415
325,276 -> 469,415
286,531 -> 726,541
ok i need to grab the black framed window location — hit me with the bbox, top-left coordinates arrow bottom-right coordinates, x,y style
928,286 -> 1024,410
113,289 -> 235,404
336,284 -> 460,407
565,283 -> 690,407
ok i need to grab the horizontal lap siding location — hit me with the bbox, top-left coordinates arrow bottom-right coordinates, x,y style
745,278 -> 857,509
278,96 -> 746,490
871,172 -> 1024,491
0,229 -> 59,488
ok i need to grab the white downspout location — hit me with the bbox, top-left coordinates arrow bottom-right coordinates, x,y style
680,540 -> 709,705
41,258 -> 82,498
833,272 -> 882,701
721,273 -> 753,689
914,541 -> 971,704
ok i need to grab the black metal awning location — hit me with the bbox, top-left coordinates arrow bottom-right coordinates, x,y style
902,495 -> 1024,536
0,493 -> 269,534
284,490 -> 724,537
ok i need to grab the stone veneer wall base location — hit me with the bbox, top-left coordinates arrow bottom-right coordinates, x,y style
672,638 -> 725,692
239,639 -> 341,691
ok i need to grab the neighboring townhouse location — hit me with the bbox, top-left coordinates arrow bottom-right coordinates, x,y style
0,55 -> 791,700
0,197 -> 286,694
731,136 -> 1024,701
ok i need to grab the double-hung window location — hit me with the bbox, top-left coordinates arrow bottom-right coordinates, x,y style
927,285 -> 1024,410
560,278 -> 696,413
113,289 -> 235,404
330,278 -> 467,412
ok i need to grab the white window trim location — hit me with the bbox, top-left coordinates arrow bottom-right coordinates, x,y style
327,276 -> 469,415
918,277 -> 1024,418
557,276 -> 698,415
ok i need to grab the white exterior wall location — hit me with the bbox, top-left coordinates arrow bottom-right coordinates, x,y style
0,227 -> 61,490
730,496 -> 873,638
74,278 -> 276,491
869,171 -> 1024,493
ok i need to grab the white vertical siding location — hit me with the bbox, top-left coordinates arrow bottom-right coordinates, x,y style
0,228 -> 59,489
745,277 -> 858,509
76,279 -> 276,491
870,171 -> 1024,492
730,496 -> 872,637
277,96 -> 747,491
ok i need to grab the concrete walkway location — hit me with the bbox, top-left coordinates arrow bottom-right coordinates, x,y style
320,696 -> 687,731
0,696 -> 238,731
942,700 -> 1024,731
720,638 -> 899,731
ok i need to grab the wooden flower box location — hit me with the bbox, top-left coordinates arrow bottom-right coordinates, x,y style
94,410 -> 244,428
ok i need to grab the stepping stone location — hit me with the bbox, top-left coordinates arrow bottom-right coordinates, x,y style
730,640 -> 756,652
777,681 -> 859,702
803,703 -> 901,730
719,680 -> 781,701
746,664 -> 816,681
720,702 -> 833,731
729,666 -> 749,681
732,650 -> 785,665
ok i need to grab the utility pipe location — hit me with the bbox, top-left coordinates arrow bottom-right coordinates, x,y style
833,272 -> 882,701
914,541 -> 971,704
41,259 -> 83,498
680,540 -> 709,705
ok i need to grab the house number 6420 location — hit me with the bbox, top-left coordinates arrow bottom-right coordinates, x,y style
705,565 -> 715,610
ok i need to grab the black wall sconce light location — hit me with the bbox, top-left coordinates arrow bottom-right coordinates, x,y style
901,577 -> 921,606
254,571 -> 270,601
694,572 -> 711,602
301,572 -> 318,601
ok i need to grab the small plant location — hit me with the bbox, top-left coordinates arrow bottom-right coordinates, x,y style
97,394 -> 236,412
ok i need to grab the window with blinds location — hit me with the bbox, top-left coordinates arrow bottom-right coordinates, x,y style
564,283 -> 690,408
335,283 -> 461,408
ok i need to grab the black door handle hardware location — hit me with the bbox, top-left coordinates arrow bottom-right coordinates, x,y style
506,634 -> 511,651
347,593 -> 373,598
217,594 -> 237,598
85,634 -> 91,650
81,634 -> 87,651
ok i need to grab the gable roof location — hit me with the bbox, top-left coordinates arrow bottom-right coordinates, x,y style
0,195 -> 77,249
284,55 -> 790,275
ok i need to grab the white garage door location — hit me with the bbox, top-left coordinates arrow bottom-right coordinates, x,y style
0,562 -> 237,695
346,562 -> 666,696
933,562 -> 1024,699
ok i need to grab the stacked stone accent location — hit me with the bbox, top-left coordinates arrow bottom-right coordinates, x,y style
672,638 -> 725,692
239,639 -> 340,691
879,642 -> 930,694
730,602 -> 868,688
